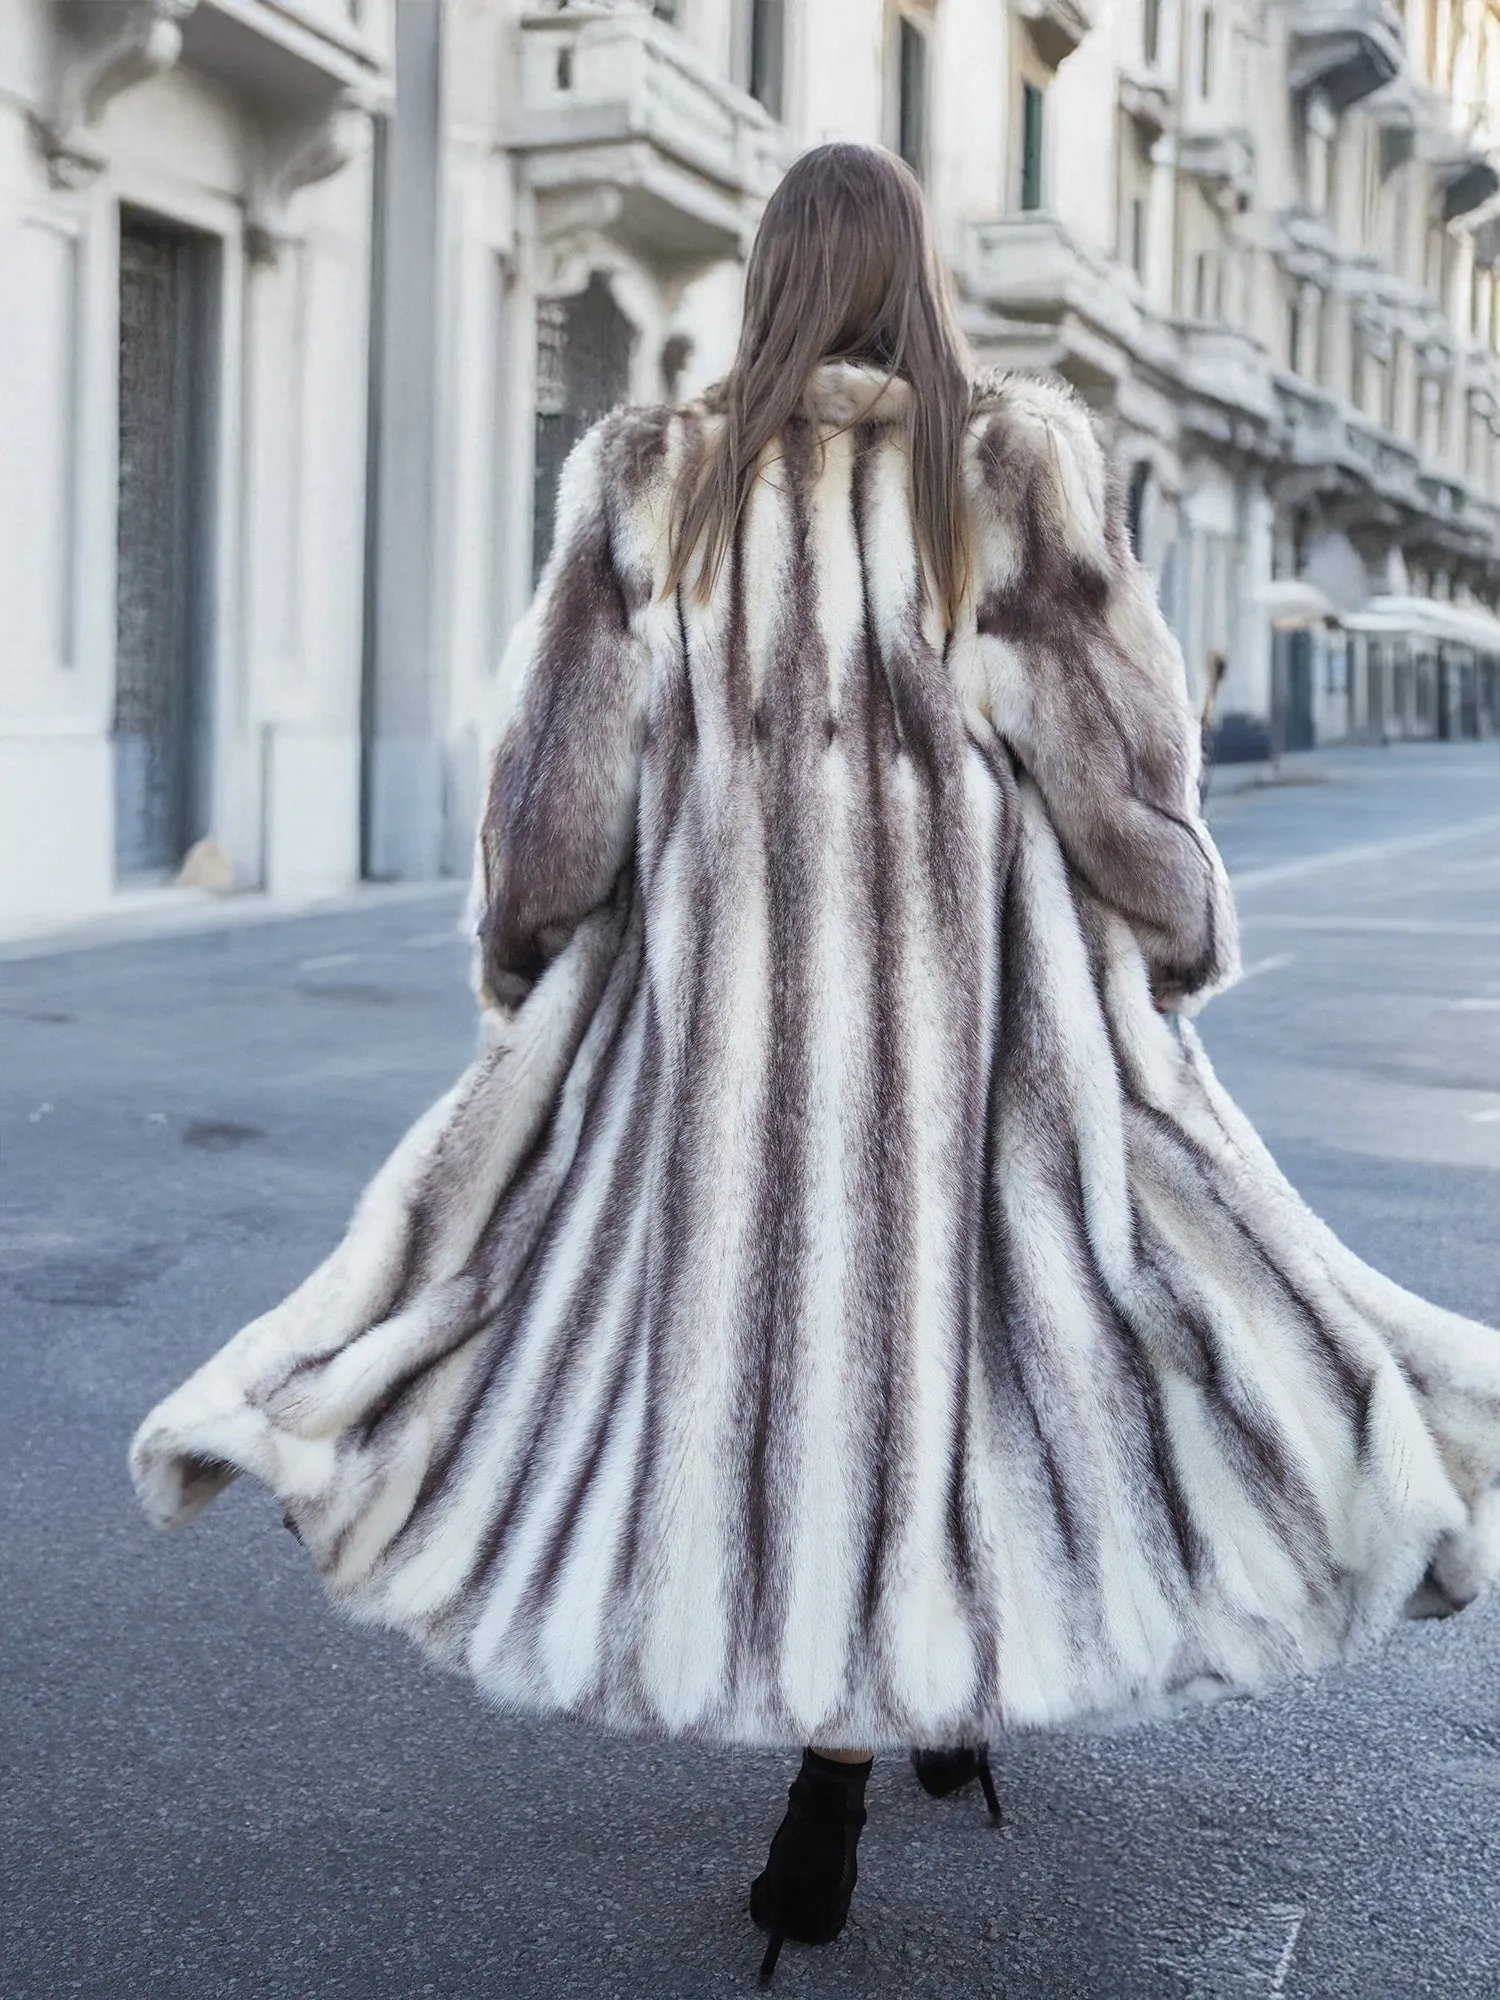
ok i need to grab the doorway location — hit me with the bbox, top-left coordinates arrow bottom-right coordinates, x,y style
113,212 -> 217,879
531,272 -> 634,584
1284,628 -> 1316,751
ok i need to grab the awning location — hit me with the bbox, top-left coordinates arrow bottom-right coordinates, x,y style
1255,580 -> 1340,629
1340,593 -> 1500,652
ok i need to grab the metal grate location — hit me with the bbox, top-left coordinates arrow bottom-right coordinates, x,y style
115,223 -> 192,875
531,271 -> 634,582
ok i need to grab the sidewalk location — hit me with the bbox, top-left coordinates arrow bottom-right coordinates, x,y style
1207,737 -> 1500,801
5,742 -> 1493,961
1206,748 -> 1332,798
0,876 -> 465,963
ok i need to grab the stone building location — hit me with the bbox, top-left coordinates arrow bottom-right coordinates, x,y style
368,0 -> 1500,880
0,0 -> 391,928
4,0 -> 1497,928
969,0 -> 1500,756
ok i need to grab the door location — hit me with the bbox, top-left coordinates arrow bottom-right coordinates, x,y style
531,271 -> 633,583
1285,629 -> 1316,751
113,214 -> 215,878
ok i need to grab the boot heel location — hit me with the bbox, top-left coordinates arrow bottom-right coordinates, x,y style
758,1922 -> 787,1986
976,1744 -> 1002,1825
911,1743 -> 1003,1823
749,1749 -> 870,1982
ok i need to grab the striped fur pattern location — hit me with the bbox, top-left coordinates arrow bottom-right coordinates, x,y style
131,364 -> 1500,1747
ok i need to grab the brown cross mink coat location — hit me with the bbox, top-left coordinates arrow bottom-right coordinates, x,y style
131,362 -> 1500,1748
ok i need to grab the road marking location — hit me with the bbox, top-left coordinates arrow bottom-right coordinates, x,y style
1236,952 -> 1295,984
403,930 -> 467,950
1179,1902 -> 1307,1998
1157,1900 -> 1308,1998
1230,812 -> 1500,893
1269,1908 -> 1306,1994
297,951 -> 360,971
1239,915 -> 1497,938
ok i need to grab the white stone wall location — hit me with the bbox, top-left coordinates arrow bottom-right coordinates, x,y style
0,0 -> 387,930
8,0 -> 1499,930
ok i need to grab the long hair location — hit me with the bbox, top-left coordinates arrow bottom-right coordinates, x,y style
663,143 -> 974,628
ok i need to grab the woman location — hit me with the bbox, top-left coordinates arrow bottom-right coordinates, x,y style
131,145 -> 1500,1982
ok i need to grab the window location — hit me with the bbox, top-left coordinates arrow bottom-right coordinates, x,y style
897,17 -> 929,183
1301,96 -> 1334,214
652,0 -> 678,21
1143,0 -> 1162,65
1387,150 -> 1410,274
1199,7 -> 1215,97
1118,117 -> 1151,279
1129,195 -> 1147,279
1126,460 -> 1151,557
532,274 -> 634,582
1388,333 -> 1404,428
1020,81 -> 1045,211
1471,264 -> 1493,349
745,0 -> 784,118
1192,250 -> 1216,320
1288,286 -> 1320,372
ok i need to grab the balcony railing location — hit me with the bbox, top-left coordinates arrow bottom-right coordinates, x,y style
1174,322 -> 1278,427
1174,125 -> 1255,207
514,4 -> 789,261
1119,67 -> 1174,140
182,0 -> 393,112
966,215 -> 1134,336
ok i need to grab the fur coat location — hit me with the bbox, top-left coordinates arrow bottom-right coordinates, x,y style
131,362 -> 1500,1749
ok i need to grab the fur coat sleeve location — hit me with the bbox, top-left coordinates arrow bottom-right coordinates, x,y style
966,379 -> 1240,1012
474,418 -> 652,1013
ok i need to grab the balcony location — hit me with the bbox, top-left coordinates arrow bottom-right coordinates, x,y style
1173,125 -> 1255,208
1286,0 -> 1403,113
1274,375 -> 1349,474
1433,151 -> 1499,221
1174,322 -> 1278,436
1016,0 -> 1098,70
38,0 -> 390,195
513,4 -> 791,265
1270,207 -> 1338,283
1119,67 -> 1174,141
1341,412 -> 1422,509
962,214 -> 1177,389
180,0 -> 392,115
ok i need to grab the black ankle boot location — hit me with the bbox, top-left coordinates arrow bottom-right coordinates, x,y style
910,1744 -> 1002,1824
750,1749 -> 871,1984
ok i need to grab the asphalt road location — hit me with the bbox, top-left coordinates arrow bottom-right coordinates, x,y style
3,740 -> 1499,2000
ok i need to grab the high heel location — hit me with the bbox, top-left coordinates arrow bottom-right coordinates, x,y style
910,1743 -> 1002,1825
749,1749 -> 871,1984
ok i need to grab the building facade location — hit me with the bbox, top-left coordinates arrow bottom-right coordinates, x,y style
1,0 -> 390,928
371,0 -> 1500,881
4,0 -> 1497,927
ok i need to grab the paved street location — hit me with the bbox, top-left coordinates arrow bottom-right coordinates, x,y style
3,740 -> 1499,2000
